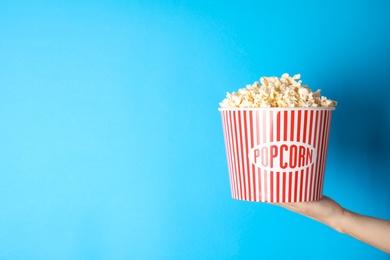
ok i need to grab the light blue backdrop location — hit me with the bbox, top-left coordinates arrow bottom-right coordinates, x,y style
1,0 -> 389,259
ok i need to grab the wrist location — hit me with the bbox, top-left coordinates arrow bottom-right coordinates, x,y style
331,207 -> 350,234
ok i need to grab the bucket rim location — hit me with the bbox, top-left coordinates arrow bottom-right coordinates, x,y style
218,107 -> 335,111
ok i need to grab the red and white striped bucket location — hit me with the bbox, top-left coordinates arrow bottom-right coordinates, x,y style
219,107 -> 334,203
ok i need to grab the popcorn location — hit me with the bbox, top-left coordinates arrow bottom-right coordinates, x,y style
219,73 -> 337,108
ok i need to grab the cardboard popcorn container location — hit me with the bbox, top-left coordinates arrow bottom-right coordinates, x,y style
219,107 -> 335,203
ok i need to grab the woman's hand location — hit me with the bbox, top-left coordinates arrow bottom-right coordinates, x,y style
274,196 -> 390,254
275,196 -> 345,232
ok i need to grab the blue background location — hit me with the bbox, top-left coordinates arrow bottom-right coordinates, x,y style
1,0 -> 389,259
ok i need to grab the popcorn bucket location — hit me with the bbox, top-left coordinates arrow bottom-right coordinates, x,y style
219,107 -> 335,203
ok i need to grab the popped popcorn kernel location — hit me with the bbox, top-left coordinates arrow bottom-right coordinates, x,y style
219,73 -> 337,108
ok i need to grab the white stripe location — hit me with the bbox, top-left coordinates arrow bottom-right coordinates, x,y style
265,111 -> 271,202
291,110 -> 297,202
254,111 -> 260,202
247,111 -> 254,201
260,111 -> 266,202
280,111 -> 284,202
310,111 -> 316,200
285,111 -> 291,202
273,111 -> 277,202
302,111 -> 310,201
298,111 -> 305,202
309,111 -> 316,201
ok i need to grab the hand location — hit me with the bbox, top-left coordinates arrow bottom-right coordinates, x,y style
275,196 -> 345,232
274,195 -> 390,254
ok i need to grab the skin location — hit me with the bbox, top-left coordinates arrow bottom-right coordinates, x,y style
276,196 -> 390,254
